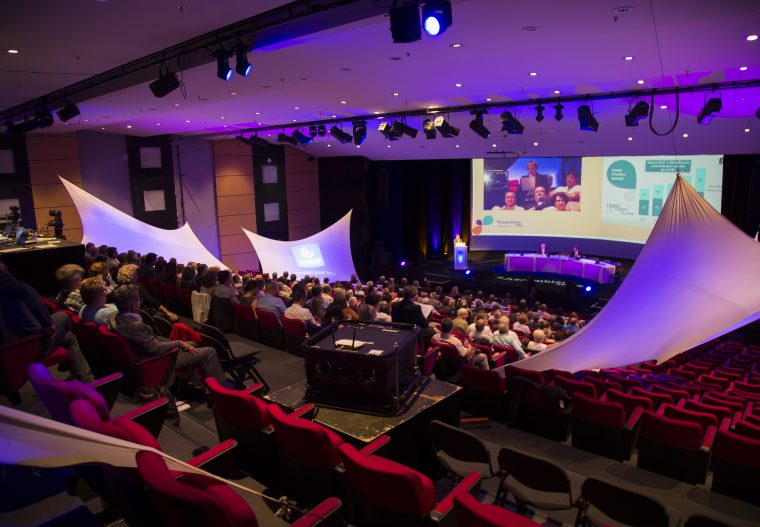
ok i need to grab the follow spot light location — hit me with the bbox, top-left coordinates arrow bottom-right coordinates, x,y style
329,126 -> 353,144
469,111 -> 490,139
422,0 -> 452,36
379,121 -> 402,141
434,115 -> 459,137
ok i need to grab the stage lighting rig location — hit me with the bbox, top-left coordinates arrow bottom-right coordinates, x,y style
423,119 -> 436,139
235,43 -> 252,77
468,110 -> 490,139
309,125 -> 318,138
291,130 -> 313,145
216,53 -> 233,81
379,121 -> 402,141
697,97 -> 722,125
422,0 -> 452,36
329,125 -> 353,144
625,100 -> 650,126
277,133 -> 298,146
56,102 -> 80,123
34,107 -> 54,128
317,124 -> 327,137
535,104 -> 545,122
353,120 -> 367,145
500,111 -> 524,135
434,116 -> 459,137
577,105 -> 599,132
149,68 -> 181,98
389,1 -> 421,43
554,103 -> 564,121
392,120 -> 418,138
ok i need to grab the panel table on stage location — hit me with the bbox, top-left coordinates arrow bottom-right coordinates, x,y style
265,377 -> 461,477
504,253 -> 616,284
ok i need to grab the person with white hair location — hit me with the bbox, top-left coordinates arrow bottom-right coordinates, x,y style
527,329 -> 548,354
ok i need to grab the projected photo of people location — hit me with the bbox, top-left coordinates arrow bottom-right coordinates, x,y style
484,157 -> 582,212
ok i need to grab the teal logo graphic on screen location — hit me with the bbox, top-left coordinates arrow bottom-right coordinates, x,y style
292,244 -> 325,268
607,160 -> 637,189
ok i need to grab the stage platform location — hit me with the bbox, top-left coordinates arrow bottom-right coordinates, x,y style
264,377 -> 462,476
374,250 -> 632,312
0,240 -> 84,296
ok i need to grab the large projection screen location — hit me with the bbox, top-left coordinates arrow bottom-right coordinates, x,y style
470,155 -> 723,258
243,210 -> 359,281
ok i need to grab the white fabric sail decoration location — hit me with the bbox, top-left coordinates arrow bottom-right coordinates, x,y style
517,175 -> 760,372
60,177 -> 226,269
243,210 -> 359,281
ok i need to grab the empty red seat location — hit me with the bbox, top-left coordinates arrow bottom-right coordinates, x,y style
630,387 -> 672,410
504,364 -> 544,385
555,376 -> 596,399
571,393 -> 642,461
712,428 -> 760,506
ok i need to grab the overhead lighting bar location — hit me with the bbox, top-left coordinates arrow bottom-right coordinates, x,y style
500,111 -> 524,135
578,105 -> 599,131
697,97 -> 722,125
468,110 -> 490,139
625,100 -> 650,126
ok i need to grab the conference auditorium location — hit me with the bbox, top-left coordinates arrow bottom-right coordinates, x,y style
1,1 -> 760,526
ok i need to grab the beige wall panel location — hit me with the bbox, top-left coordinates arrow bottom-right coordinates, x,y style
288,225 -> 320,241
31,184 -> 77,209
213,139 -> 251,157
61,227 -> 83,243
214,156 -> 253,178
285,156 -> 318,178
26,135 -> 80,161
285,168 -> 318,192
28,159 -> 82,186
217,194 -> 255,216
216,174 -> 254,196
219,234 -> 253,256
222,253 -> 259,273
218,214 -> 257,236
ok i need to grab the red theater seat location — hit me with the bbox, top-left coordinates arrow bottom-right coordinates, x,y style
453,491 -> 543,527
571,393 -> 642,461
711,428 -> 760,506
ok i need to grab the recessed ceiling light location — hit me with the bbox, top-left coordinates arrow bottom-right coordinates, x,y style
739,66 -> 748,71
553,90 -> 561,94
230,92 -> 237,96
623,55 -> 634,61
745,34 -> 758,41
485,98 -> 492,101
185,120 -> 191,123
83,119 -> 89,122
450,43 -> 462,48
533,142 -> 539,146
660,105 -> 668,109
392,92 -> 400,96
7,49 -> 19,54
356,145 -> 360,148
327,144 -> 332,147
255,112 -> 260,115
637,79 -> 645,85
173,103 -> 181,107
292,119 -> 297,122
455,144 -> 460,148
340,100 -> 347,104
331,115 -> 337,118
293,106 -> 300,110
491,143 -> 497,148
156,123 -> 161,126
220,116 -> 225,120
387,144 -> 391,148
101,127 -> 106,130
126,125 -> 132,129
628,137 -> 633,141
682,133 -> 688,138
745,128 -> 751,133
455,83 -> 462,87
529,72 -> 537,76
373,111 -> 380,114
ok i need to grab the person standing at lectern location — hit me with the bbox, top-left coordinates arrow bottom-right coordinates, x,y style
539,243 -> 547,255
453,233 -> 464,245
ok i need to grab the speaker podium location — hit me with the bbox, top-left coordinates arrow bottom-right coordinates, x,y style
454,242 -> 468,270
